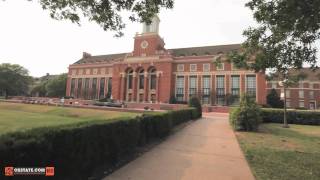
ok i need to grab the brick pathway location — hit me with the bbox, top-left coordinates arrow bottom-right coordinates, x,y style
103,113 -> 254,180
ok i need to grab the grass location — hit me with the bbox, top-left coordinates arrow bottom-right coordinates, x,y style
0,102 -> 138,135
236,123 -> 320,180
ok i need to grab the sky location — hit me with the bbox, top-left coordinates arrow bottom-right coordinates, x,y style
0,0 -> 318,77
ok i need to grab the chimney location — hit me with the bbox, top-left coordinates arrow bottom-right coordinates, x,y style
83,52 -> 92,58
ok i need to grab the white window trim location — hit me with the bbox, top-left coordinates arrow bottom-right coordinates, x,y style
216,63 -> 224,71
177,64 -> 184,72
203,63 -> 210,72
190,64 -> 197,72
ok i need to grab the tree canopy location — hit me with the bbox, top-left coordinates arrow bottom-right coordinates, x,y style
266,88 -> 283,108
22,0 -> 174,36
46,73 -> 67,97
0,63 -> 32,98
230,0 -> 320,81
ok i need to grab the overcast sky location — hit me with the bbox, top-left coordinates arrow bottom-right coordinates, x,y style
0,0 -> 318,77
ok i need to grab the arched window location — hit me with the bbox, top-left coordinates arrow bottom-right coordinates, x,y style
127,69 -> 133,89
149,68 -> 157,90
138,69 -> 144,89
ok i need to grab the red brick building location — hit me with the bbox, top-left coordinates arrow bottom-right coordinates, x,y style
267,68 -> 320,109
66,16 -> 267,106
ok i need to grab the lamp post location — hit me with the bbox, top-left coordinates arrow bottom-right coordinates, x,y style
279,80 -> 289,128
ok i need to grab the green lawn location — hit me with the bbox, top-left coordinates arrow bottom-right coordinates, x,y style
236,123 -> 320,180
0,102 -> 138,135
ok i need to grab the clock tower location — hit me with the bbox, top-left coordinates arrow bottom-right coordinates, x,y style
133,15 -> 165,57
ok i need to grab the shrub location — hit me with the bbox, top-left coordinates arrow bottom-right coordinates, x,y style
0,108 -> 199,180
266,89 -> 284,108
261,108 -> 320,125
230,94 -> 262,131
188,96 -> 202,118
169,95 -> 177,104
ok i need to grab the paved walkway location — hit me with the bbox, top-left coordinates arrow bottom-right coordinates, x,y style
103,113 -> 254,180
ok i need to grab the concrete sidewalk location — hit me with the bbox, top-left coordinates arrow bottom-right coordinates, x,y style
103,113 -> 254,180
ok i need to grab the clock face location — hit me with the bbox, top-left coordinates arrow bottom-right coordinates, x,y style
140,40 -> 149,49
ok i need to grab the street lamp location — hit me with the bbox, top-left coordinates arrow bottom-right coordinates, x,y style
278,80 -> 289,128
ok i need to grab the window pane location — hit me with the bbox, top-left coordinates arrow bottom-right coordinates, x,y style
176,76 -> 184,101
139,75 -> 144,89
189,76 -> 197,97
246,75 -> 256,98
216,75 -> 225,105
70,78 -> 75,97
77,79 -> 82,98
99,78 -> 105,99
92,78 -> 97,99
107,78 -> 112,98
150,74 -> 156,89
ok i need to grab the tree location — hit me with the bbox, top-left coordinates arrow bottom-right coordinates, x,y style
45,73 -> 67,97
266,89 -> 283,108
12,0 -> 174,37
0,63 -> 32,98
230,93 -> 262,131
229,0 -> 320,128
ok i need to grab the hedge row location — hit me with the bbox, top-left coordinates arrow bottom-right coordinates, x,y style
0,108 -> 199,180
261,108 -> 320,125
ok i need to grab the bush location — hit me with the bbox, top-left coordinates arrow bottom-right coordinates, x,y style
188,96 -> 202,118
266,89 -> 284,108
230,94 -> 262,131
0,108 -> 199,180
169,95 -> 177,104
261,108 -> 320,125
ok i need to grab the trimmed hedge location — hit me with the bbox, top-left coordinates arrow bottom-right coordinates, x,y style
0,108 -> 198,180
261,108 -> 320,125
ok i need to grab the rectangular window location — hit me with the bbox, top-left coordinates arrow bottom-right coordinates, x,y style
310,91 -> 314,99
246,75 -> 256,98
150,74 -> 156,90
190,64 -> 197,72
92,78 -> 97,99
271,82 -> 277,89
231,75 -> 240,104
216,63 -> 224,70
189,76 -> 197,97
77,78 -> 82,98
128,75 -> 133,89
139,74 -> 144,89
176,76 -> 185,102
70,79 -> 75,97
299,90 -> 304,98
84,78 -> 90,99
99,78 -> 105,99
216,75 -> 225,105
202,76 -> 211,104
177,64 -> 184,72
107,78 -> 112,98
203,63 -> 210,72
299,101 -> 305,108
